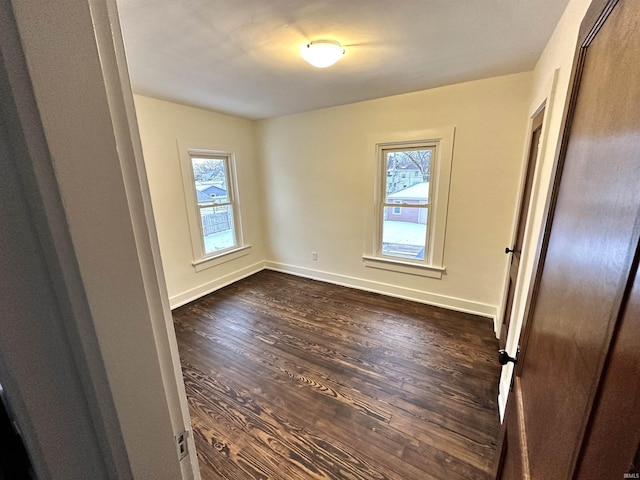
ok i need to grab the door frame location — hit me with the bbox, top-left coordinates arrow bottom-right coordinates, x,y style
498,107 -> 545,349
512,0 -> 615,378
497,68 -> 560,416
1,0 -> 200,478
494,0 -> 625,475
496,66 -> 560,347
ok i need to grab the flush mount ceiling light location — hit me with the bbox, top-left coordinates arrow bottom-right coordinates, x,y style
300,40 -> 345,68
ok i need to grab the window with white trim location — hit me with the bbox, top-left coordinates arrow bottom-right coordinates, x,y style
363,127 -> 454,279
181,148 -> 248,270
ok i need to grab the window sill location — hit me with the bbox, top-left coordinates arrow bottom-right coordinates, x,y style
361,255 -> 445,279
193,245 -> 252,272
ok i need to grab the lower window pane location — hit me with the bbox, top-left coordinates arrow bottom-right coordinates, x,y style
200,205 -> 236,254
382,207 -> 427,260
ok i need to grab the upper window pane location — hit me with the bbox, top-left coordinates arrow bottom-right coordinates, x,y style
191,157 -> 229,204
384,148 -> 432,203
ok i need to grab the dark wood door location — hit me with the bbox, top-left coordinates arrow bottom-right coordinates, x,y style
496,0 -> 640,477
500,110 -> 544,348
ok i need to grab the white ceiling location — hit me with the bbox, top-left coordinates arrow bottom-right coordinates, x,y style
116,0 -> 570,120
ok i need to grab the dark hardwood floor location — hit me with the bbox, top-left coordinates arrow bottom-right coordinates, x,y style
173,270 -> 501,480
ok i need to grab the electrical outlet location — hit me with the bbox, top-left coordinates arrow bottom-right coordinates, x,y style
175,430 -> 189,461
312,251 -> 318,261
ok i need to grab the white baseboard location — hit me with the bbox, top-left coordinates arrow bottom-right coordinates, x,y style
169,261 -> 265,309
169,259 -> 498,323
493,317 -> 501,339
264,261 -> 497,321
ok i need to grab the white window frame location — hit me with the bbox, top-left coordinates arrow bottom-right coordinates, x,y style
180,147 -> 250,272
392,200 -> 402,215
363,127 -> 455,279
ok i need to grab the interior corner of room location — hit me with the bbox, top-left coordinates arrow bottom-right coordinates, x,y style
3,0 -> 638,478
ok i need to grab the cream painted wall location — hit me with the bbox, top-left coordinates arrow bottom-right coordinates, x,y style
134,95 -> 266,307
497,0 -> 593,417
257,72 -> 532,319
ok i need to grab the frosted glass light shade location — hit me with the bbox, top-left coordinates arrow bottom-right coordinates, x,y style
301,40 -> 345,68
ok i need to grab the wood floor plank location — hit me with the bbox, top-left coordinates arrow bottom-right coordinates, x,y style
184,361 -> 402,480
178,328 -> 389,432
173,270 -> 501,479
175,313 -> 396,424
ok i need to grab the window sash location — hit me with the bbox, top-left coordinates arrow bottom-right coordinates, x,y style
382,201 -> 431,208
199,204 -> 238,258
383,146 -> 434,202
379,205 -> 429,260
188,152 -> 241,259
377,143 -> 436,265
